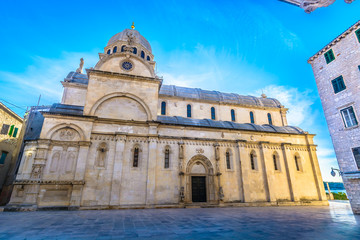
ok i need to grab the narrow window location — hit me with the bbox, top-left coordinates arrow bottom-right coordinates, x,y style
211,107 -> 216,120
341,106 -> 358,128
107,49 -> 111,54
13,128 -> 18,138
324,49 -> 335,64
295,156 -> 300,171
273,155 -> 278,171
187,104 -> 192,118
352,147 -> 360,169
133,148 -> 139,167
0,151 -> 8,164
8,125 -> 14,136
356,29 -> 360,43
161,101 -> 166,115
226,151 -> 231,169
250,111 -> 255,124
1,124 -> 10,135
331,76 -> 346,94
147,56 -> 150,61
231,109 -> 236,122
267,113 -> 273,125
250,153 -> 255,170
141,51 -> 145,59
164,149 -> 170,169
133,47 -> 137,54
121,45 -> 125,52
113,46 -> 117,53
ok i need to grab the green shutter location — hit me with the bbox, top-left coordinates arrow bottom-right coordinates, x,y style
8,125 -> 14,136
325,49 -> 335,64
356,29 -> 360,43
0,152 -> 7,164
13,127 -> 18,137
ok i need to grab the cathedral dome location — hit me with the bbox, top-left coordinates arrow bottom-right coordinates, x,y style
107,29 -> 152,53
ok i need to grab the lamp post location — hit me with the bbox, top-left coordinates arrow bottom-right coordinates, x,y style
331,167 -> 343,177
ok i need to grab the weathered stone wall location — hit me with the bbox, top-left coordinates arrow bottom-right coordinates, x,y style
0,105 -> 22,192
309,22 -> 360,213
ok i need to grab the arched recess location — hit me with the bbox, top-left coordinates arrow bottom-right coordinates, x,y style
185,154 -> 216,203
47,123 -> 86,141
89,92 -> 152,121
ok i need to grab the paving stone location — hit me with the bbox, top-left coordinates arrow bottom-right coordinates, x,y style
1,201 -> 360,239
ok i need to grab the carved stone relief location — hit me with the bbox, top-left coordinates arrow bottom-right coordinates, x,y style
51,128 -> 80,141
96,142 -> 108,168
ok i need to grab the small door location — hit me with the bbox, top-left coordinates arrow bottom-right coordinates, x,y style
192,176 -> 206,202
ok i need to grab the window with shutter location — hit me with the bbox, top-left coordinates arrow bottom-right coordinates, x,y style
0,151 -> 8,164
13,128 -> 19,137
1,124 -> 10,135
356,29 -> 360,43
331,76 -> 346,94
341,106 -> 358,128
352,147 -> 360,169
324,49 -> 335,64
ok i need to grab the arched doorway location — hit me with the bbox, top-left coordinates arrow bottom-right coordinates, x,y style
185,154 -> 216,203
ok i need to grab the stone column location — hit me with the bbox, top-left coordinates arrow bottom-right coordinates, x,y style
214,143 -> 223,202
280,107 -> 288,126
236,140 -> 246,203
146,136 -> 158,206
178,141 -> 185,203
109,134 -> 126,206
305,135 -> 327,201
281,143 -> 295,201
258,142 -> 272,202
70,141 -> 91,207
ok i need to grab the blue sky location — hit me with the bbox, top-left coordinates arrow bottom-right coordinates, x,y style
1,0 -> 359,181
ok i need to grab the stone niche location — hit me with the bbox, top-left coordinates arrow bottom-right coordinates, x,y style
94,97 -> 148,121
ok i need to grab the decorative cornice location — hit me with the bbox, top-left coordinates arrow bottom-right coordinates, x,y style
14,180 -> 85,185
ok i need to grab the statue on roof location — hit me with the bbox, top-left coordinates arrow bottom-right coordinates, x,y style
281,0 -> 354,13
126,32 -> 136,45
76,58 -> 84,73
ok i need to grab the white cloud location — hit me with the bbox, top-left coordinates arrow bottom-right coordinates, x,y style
254,85 -> 341,182
0,51 -> 99,114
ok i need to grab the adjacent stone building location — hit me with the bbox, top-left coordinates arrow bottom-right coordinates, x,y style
308,20 -> 360,214
7,25 -> 327,210
0,102 -> 23,204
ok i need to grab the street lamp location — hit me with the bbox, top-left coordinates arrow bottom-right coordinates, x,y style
331,167 -> 343,177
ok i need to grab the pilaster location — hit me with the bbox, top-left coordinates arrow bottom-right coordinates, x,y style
110,134 -> 126,206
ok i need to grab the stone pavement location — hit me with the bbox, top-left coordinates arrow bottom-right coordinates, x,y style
0,201 -> 360,239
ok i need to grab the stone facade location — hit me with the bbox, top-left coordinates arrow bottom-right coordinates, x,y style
308,20 -> 360,214
0,102 -> 23,204
7,26 -> 327,210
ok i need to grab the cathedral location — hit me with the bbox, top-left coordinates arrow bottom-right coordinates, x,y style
7,25 -> 327,210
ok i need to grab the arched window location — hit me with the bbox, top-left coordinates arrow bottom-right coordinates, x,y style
267,113 -> 273,125
107,49 -> 111,54
161,101 -> 166,115
211,107 -> 216,120
96,142 -> 108,167
226,151 -> 231,169
113,46 -> 117,53
250,152 -> 256,170
147,56 -> 150,61
187,104 -> 192,118
295,155 -> 300,171
133,47 -> 137,54
121,45 -> 125,52
250,111 -> 255,124
133,147 -> 139,167
141,51 -> 145,59
164,148 -> 170,169
231,109 -> 236,122
273,153 -> 281,171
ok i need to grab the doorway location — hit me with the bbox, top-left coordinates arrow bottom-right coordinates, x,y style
191,176 -> 206,202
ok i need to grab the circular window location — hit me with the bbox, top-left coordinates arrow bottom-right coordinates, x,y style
121,61 -> 133,71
